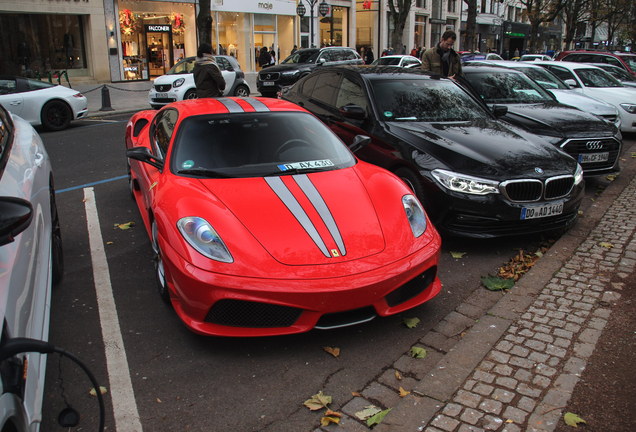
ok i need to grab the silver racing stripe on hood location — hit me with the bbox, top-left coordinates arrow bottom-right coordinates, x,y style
243,97 -> 270,112
216,97 -> 244,113
265,176 -> 331,258
293,174 -> 346,256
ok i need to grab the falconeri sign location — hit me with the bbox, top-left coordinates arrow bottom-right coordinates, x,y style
146,25 -> 171,32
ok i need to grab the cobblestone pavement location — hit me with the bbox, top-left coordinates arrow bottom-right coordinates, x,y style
312,154 -> 636,432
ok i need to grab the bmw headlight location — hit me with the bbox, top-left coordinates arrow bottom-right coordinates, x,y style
432,169 -> 500,195
402,195 -> 427,238
620,103 -> 636,114
173,78 -> 186,88
574,164 -> 584,185
177,217 -> 233,263
282,70 -> 300,76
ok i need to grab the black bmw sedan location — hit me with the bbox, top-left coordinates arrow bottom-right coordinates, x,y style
460,65 -> 622,177
281,66 -> 585,238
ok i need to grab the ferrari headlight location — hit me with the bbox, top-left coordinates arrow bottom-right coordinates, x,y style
177,217 -> 233,263
574,164 -> 584,185
173,78 -> 186,88
402,195 -> 427,238
620,103 -> 636,114
432,169 -> 500,195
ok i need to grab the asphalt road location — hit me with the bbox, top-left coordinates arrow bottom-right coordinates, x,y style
36,116 -> 633,432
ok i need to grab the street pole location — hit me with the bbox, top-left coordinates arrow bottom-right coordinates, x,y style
297,0 -> 330,48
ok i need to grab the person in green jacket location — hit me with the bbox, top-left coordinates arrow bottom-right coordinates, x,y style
421,30 -> 463,79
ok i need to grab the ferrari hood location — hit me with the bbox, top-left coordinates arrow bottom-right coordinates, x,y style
201,169 -> 386,265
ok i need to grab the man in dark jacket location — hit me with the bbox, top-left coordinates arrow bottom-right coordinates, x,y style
193,43 -> 226,98
421,30 -> 462,78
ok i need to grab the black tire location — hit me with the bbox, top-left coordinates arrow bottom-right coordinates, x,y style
394,167 -> 430,211
234,85 -> 250,97
152,220 -> 170,303
50,182 -> 64,285
184,89 -> 198,100
41,100 -> 72,131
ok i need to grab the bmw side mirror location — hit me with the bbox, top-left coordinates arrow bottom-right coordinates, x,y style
0,197 -> 33,246
340,105 -> 366,120
127,147 -> 164,170
564,79 -> 578,88
492,105 -> 508,118
349,135 -> 372,153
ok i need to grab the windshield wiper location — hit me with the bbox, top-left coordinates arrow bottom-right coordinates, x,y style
177,168 -> 236,178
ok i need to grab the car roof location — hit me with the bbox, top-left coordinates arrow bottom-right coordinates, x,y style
462,64 -> 525,74
533,61 -> 604,70
317,65 -> 444,79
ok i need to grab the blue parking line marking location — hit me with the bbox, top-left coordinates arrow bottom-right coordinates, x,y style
57,175 -> 128,194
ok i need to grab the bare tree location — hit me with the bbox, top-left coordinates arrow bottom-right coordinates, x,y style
519,0 -> 566,52
387,0 -> 413,53
196,0 -> 213,48
464,0 -> 478,51
561,0 -> 588,50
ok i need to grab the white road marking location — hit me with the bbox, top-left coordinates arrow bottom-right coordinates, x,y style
84,187 -> 143,432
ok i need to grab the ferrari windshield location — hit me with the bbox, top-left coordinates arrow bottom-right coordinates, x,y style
465,71 -> 554,103
370,78 -> 488,122
171,112 -> 355,177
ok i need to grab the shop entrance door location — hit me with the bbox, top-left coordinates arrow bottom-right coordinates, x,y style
145,25 -> 173,78
255,33 -> 276,71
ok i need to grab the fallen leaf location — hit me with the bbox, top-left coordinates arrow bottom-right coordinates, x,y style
351,391 -> 361,397
321,409 -> 342,426
399,387 -> 410,397
450,251 -> 467,259
410,346 -> 427,358
303,391 -> 332,411
632,152 -> 636,158
106,241 -> 114,245
114,222 -> 135,230
325,409 -> 341,418
323,347 -> 340,358
157,398 -> 162,403
395,371 -> 402,380
564,412 -> 586,427
403,317 -> 420,328
481,274 -> 514,291
606,174 -> 617,181
89,386 -> 108,396
599,242 -> 614,249
355,405 -> 381,420
82,198 -> 88,202
367,408 -> 392,427
506,419 -> 514,423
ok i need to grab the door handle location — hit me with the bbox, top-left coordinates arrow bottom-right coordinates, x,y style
34,153 -> 44,167
9,100 -> 21,106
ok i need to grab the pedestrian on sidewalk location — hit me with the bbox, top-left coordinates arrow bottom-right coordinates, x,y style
193,43 -> 226,98
421,30 -> 462,79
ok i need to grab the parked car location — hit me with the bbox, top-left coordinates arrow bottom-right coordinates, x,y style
0,103 -> 63,431
461,65 -> 623,176
0,76 -> 87,131
125,97 -> 442,336
280,66 -> 585,238
532,61 -> 636,133
371,55 -> 422,68
586,63 -> 636,88
519,54 -> 553,62
464,60 -> 621,126
460,52 -> 504,62
555,50 -> 636,76
256,47 -> 363,97
148,55 -> 251,109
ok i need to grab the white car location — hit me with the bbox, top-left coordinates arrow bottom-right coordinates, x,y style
0,103 -> 63,431
588,63 -> 636,89
0,76 -> 88,131
371,55 -> 422,68
467,60 -> 621,127
519,54 -> 553,62
149,55 -> 251,109
534,61 -> 636,133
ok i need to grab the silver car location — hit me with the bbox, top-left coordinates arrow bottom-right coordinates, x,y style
0,103 -> 63,431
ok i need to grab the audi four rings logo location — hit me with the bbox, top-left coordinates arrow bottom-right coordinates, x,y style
586,141 -> 603,150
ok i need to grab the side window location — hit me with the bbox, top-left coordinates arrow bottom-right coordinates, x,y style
152,109 -> 179,159
301,75 -> 319,96
318,50 -> 332,63
173,61 -> 189,74
562,54 -> 579,62
0,79 -> 17,95
342,50 -> 357,61
547,66 -> 578,85
605,56 -> 621,67
336,77 -> 368,113
310,72 -> 341,105
332,50 -> 346,62
216,57 -> 230,71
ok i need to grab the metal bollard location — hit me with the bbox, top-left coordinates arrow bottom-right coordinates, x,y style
99,85 -> 114,112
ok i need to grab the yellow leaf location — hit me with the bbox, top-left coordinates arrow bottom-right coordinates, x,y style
89,386 -> 108,396
506,419 -> 514,423
115,222 -> 135,230
82,198 -> 88,202
395,371 -> 402,380
403,317 -> 420,328
106,241 -> 114,245
325,409 -> 342,418
564,412 -> 586,427
599,242 -> 614,249
303,391 -> 332,411
450,251 -> 467,259
399,387 -> 410,397
351,391 -> 361,397
320,415 -> 340,426
323,347 -> 340,358
149,181 -> 158,191
157,398 -> 162,403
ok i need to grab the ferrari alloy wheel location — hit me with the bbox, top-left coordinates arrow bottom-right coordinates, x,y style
184,89 -> 198,100
50,180 -> 64,284
234,85 -> 250,97
152,220 -> 170,303
41,100 -> 72,131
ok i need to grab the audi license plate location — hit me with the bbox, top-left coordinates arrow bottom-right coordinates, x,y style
521,203 -> 564,220
263,81 -> 275,86
156,92 -> 168,98
579,152 -> 609,163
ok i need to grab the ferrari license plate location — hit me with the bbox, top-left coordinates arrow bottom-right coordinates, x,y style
263,81 -> 275,86
156,92 -> 169,98
579,152 -> 609,163
521,203 -> 564,220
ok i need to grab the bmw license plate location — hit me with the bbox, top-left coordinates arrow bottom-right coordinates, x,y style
579,152 -> 609,163
263,81 -> 275,86
521,203 -> 564,220
156,92 -> 169,98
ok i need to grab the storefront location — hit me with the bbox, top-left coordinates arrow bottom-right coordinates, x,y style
211,0 -> 297,72
115,0 -> 196,81
0,0 -> 109,82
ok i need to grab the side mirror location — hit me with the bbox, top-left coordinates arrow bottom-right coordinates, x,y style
317,58 -> 326,65
0,197 -> 33,246
349,135 -> 372,153
492,105 -> 508,118
564,79 -> 578,88
340,104 -> 366,120
126,147 -> 164,170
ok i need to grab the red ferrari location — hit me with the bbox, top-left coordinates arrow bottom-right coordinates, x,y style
125,97 -> 441,336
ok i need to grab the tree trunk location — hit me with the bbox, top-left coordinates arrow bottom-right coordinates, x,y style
387,0 -> 411,54
464,0 -> 478,51
196,0 -> 213,48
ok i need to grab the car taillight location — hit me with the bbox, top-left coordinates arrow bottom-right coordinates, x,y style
73,93 -> 85,98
